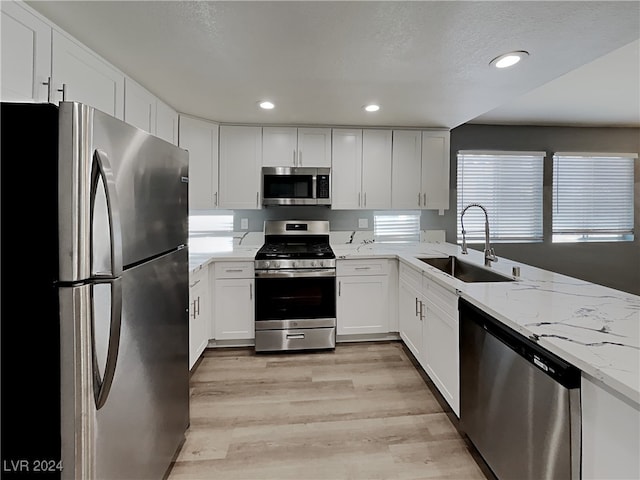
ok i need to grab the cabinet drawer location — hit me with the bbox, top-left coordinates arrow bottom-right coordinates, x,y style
214,261 -> 254,278
399,262 -> 422,291
189,266 -> 208,289
337,259 -> 389,276
424,277 -> 458,318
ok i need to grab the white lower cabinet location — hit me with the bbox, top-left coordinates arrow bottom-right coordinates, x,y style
213,262 -> 255,340
189,266 -> 210,370
398,261 -> 459,416
336,259 -> 390,335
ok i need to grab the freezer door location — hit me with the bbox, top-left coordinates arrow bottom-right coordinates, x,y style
60,248 -> 189,480
58,102 -> 188,282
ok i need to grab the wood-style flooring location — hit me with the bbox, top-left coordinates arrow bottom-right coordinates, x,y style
167,341 -> 489,480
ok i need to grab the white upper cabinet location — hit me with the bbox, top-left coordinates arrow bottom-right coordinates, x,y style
391,129 -> 450,210
332,129 -> 392,210
262,127 -> 331,167
1,1 -> 51,103
331,129 -> 363,209
179,115 -> 219,211
392,130 -> 423,209
421,131 -> 450,210
155,99 -> 179,145
219,125 -> 262,209
124,78 -> 156,134
51,30 -> 125,119
362,129 -> 392,209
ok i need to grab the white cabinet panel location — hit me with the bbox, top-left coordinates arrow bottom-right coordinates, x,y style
179,115 -> 219,210
362,129 -> 392,209
124,78 -> 156,134
421,131 -> 450,210
156,99 -> 178,145
214,278 -> 255,340
219,125 -> 262,209
262,127 -> 297,167
331,129 -> 362,209
392,130 -> 422,209
1,1 -> 51,103
337,275 -> 389,335
189,267 -> 210,369
297,127 -> 332,167
398,265 -> 424,361
51,30 -> 124,119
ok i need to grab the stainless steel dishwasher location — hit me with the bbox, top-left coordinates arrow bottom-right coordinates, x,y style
459,298 -> 581,480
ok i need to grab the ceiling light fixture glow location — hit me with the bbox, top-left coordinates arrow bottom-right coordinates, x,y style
364,104 -> 380,112
259,101 -> 275,110
489,51 -> 529,69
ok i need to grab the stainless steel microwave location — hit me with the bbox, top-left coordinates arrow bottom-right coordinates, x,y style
262,167 -> 331,206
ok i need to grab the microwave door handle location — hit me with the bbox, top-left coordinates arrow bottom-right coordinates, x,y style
92,278 -> 123,409
91,149 -> 123,277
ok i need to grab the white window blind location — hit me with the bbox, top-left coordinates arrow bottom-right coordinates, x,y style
374,212 -> 420,243
457,151 -> 544,243
188,212 -> 235,252
552,153 -> 636,242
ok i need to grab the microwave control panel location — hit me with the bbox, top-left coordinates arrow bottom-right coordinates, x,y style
317,175 -> 330,198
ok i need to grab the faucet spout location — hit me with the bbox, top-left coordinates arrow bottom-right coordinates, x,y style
460,203 -> 498,267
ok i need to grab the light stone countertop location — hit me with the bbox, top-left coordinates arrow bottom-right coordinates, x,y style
189,237 -> 640,406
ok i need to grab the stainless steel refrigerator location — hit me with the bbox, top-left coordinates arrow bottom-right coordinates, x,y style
1,102 -> 190,479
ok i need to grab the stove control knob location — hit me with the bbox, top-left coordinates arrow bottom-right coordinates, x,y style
274,261 -> 280,268
264,261 -> 270,268
292,261 -> 298,268
312,261 -> 317,267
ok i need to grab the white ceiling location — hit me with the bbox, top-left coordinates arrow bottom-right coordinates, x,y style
27,1 -> 640,129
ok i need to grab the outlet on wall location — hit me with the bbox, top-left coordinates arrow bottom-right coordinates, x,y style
240,218 -> 248,230
358,218 -> 368,229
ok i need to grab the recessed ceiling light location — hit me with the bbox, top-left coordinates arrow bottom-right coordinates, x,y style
364,104 -> 380,112
489,51 -> 529,69
259,101 -> 275,110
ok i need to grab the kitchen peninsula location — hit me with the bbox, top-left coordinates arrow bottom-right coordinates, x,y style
190,237 -> 640,479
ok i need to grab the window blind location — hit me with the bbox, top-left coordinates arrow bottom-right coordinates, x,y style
188,212 -> 235,253
552,153 -> 636,242
374,212 -> 420,243
457,151 -> 544,243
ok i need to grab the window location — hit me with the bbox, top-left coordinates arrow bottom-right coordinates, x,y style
457,150 -> 544,243
552,153 -> 636,242
374,212 -> 420,243
188,212 -> 234,253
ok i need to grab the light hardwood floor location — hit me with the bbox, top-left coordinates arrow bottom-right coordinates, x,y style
167,341 -> 490,480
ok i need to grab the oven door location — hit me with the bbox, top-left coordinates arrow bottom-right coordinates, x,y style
255,274 -> 336,326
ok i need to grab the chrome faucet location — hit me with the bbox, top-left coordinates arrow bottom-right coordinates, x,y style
460,203 -> 498,267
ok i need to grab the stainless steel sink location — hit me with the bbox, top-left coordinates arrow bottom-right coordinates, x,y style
418,256 -> 515,283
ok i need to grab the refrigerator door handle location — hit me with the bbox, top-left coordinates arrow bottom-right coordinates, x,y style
92,278 -> 123,410
92,149 -> 123,277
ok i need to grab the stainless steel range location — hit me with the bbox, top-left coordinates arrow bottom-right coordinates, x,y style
254,220 -> 336,352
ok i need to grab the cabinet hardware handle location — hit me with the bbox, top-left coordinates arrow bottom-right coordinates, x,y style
225,269 -> 243,273
256,191 -> 259,207
57,83 -> 67,102
298,150 -> 302,166
415,297 -> 419,316
364,192 -> 367,207
196,296 -> 200,316
293,149 -> 296,166
190,279 -> 200,288
214,192 -> 218,206
354,266 -> 371,270
358,192 -> 361,207
419,301 -> 425,321
418,193 -> 421,206
249,283 -> 253,300
423,193 -> 426,206
338,281 -> 341,296
42,77 -> 52,103
190,300 -> 196,319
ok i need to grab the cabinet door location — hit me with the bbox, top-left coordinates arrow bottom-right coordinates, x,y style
189,268 -> 210,369
424,299 -> 459,416
297,127 -> 332,167
392,130 -> 422,209
262,127 -> 297,167
179,115 -> 219,210
214,278 -> 255,340
337,275 -> 389,335
331,129 -> 362,209
219,125 -> 262,209
398,278 -> 423,361
156,99 -> 178,145
124,78 -> 156,134
1,1 -> 51,103
421,131 -> 450,210
51,30 -> 124,119
362,129 -> 392,209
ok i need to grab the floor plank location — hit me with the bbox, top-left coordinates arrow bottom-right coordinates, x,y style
168,341 -> 489,480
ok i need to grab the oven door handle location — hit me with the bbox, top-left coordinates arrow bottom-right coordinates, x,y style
255,269 -> 336,278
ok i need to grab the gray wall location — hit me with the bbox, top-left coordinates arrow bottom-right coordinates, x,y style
448,124 -> 640,296
209,123 -> 639,295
